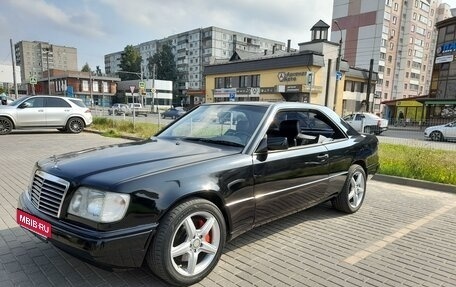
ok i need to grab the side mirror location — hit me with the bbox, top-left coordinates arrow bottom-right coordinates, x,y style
256,136 -> 288,154
18,102 -> 30,109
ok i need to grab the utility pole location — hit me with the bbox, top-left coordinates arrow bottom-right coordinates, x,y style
366,59 -> 374,113
333,20 -> 343,113
10,39 -> 18,98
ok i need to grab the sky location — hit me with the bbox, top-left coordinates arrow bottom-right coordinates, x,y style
2,0 -> 456,72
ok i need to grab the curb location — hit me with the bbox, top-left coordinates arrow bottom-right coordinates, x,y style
373,174 -> 455,194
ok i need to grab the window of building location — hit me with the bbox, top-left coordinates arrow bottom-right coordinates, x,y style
406,72 -> 409,78
384,11 -> 391,21
385,80 -> 389,87
413,13 -> 417,20
251,74 -> 260,87
386,0 -> 392,7
381,38 -> 387,47
384,92 -> 388,99
404,83 -> 408,90
411,25 -> 415,32
416,27 -> 425,35
378,65 -> 385,72
390,42 -> 394,50
387,67 -> 391,76
392,16 -> 397,24
420,1 -> 430,12
388,55 -> 393,63
224,77 -> 232,88
394,3 -> 398,11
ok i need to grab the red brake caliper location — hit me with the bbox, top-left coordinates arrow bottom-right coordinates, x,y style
195,218 -> 212,243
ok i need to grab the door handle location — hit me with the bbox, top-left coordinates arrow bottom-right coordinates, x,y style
317,154 -> 329,161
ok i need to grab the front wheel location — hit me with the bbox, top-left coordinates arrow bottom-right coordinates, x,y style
66,117 -> 84,134
0,117 -> 13,135
332,164 -> 366,213
147,198 -> 226,286
430,131 -> 443,141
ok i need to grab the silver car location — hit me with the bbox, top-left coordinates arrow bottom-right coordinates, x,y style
424,120 -> 456,142
0,95 -> 92,135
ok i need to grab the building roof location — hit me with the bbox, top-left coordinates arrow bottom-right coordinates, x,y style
204,51 -> 325,76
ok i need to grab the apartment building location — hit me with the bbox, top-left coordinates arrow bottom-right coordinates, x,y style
104,26 -> 286,103
14,40 -> 78,83
331,0 -> 453,114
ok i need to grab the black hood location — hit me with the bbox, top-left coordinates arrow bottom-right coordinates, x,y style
37,138 -> 241,185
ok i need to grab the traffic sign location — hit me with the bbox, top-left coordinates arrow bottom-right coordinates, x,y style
129,85 -> 135,94
30,77 -> 37,85
139,81 -> 145,89
151,88 -> 156,93
229,92 -> 236,101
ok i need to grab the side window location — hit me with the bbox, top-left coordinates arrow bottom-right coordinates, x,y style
267,109 -> 345,148
23,97 -> 44,108
355,114 -> 364,121
46,98 -> 71,108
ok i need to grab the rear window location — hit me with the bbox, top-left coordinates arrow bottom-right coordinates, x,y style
68,99 -> 87,108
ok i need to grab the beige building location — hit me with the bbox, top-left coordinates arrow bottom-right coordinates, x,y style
14,41 -> 78,84
205,21 -> 376,115
331,0 -> 453,114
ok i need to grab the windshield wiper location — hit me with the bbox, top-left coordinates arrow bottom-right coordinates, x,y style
183,137 -> 244,147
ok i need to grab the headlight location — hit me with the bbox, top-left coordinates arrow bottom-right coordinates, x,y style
68,187 -> 130,223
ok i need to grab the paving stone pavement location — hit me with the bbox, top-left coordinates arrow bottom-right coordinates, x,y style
1,130 -> 455,287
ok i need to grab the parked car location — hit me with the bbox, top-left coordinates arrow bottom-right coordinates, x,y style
128,103 -> 150,116
108,103 -> 130,116
161,107 -> 186,119
343,112 -> 388,135
16,102 -> 379,286
0,95 -> 92,135
424,120 -> 456,141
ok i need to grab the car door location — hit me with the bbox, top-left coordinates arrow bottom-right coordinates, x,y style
44,97 -> 72,126
252,109 -> 330,225
444,121 -> 456,139
15,97 -> 46,127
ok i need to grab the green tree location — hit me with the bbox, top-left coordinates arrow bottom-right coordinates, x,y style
147,44 -> 177,82
119,45 -> 142,81
81,63 -> 91,72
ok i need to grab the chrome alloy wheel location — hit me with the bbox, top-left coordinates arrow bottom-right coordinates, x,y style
348,170 -> 365,209
170,211 -> 221,277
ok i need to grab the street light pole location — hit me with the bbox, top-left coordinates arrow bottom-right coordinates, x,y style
333,20 -> 343,112
43,48 -> 52,95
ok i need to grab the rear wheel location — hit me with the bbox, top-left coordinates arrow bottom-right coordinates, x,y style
332,164 -> 366,213
0,117 -> 13,135
147,198 -> 226,286
430,131 -> 443,141
66,118 -> 84,134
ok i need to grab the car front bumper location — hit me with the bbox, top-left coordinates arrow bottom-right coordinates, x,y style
17,192 -> 157,269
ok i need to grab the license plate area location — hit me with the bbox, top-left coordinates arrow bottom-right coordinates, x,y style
16,209 -> 52,239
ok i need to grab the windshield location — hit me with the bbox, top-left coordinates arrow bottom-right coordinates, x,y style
158,104 -> 268,147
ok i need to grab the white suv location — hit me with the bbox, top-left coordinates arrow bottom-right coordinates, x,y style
0,95 -> 92,135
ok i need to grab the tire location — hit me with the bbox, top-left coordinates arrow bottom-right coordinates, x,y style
147,198 -> 226,286
430,131 -> 443,141
66,117 -> 85,134
0,117 -> 13,135
332,164 -> 366,213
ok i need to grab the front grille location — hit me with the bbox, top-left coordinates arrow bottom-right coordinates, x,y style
29,171 -> 70,218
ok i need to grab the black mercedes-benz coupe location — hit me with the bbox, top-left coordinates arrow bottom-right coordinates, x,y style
17,102 -> 379,286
